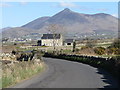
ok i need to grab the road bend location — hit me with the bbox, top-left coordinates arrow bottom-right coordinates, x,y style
12,57 -> 118,88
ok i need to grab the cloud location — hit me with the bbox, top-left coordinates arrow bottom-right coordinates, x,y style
97,8 -> 108,11
58,2 -> 77,8
0,2 -> 27,7
20,1 -> 27,5
0,3 -> 11,7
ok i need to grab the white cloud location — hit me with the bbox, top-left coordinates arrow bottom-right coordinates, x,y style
58,2 -> 77,8
0,3 -> 11,7
0,2 -> 27,8
20,1 -> 28,5
97,8 -> 108,11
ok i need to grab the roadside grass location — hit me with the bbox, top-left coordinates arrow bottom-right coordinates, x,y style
96,44 -> 111,48
0,62 -> 2,89
62,49 -> 72,53
17,46 -> 48,52
0,77 -> 1,89
2,61 -> 45,88
98,54 -> 120,58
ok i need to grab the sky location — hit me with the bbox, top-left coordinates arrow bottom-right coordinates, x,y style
0,2 -> 119,29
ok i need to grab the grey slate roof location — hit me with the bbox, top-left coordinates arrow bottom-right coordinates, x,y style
65,39 -> 74,43
41,34 -> 61,39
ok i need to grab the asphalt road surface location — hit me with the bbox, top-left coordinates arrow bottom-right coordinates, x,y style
12,57 -> 118,88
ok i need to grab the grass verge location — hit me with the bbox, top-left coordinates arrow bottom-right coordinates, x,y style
2,61 -> 45,88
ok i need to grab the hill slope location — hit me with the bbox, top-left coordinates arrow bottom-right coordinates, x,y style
2,8 -> 118,38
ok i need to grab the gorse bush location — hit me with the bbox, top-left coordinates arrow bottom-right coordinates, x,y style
80,39 -> 120,56
111,39 -> 120,48
107,39 -> 120,55
94,47 -> 106,55
107,47 -> 119,55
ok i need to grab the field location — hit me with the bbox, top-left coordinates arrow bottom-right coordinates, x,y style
2,40 -> 114,57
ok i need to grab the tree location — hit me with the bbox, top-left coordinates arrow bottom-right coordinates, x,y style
14,43 -> 17,45
72,40 -> 76,52
46,24 -> 64,52
37,40 -> 41,46
85,38 -> 97,48
12,50 -> 16,55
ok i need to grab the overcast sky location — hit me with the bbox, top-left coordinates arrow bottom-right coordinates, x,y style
0,2 -> 118,28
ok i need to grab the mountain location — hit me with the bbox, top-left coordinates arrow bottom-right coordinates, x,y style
22,16 -> 50,29
45,8 -> 89,25
0,27 -> 12,32
2,27 -> 36,38
2,8 -> 118,38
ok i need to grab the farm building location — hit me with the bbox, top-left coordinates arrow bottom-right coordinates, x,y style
64,39 -> 74,46
41,34 -> 63,46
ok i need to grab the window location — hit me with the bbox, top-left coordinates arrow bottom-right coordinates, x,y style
67,43 -> 71,45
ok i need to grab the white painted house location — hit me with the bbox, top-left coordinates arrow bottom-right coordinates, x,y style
41,34 -> 63,46
64,39 -> 74,46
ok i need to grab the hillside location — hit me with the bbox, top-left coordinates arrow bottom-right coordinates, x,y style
2,8 -> 118,38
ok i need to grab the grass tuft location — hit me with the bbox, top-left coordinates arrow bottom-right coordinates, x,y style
2,61 -> 45,88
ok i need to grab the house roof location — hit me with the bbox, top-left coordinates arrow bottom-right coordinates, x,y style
41,34 -> 61,39
65,39 -> 74,43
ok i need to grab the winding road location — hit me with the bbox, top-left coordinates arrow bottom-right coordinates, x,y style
12,57 -> 118,88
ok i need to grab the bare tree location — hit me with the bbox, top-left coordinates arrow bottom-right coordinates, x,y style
85,38 -> 97,48
46,24 -> 64,52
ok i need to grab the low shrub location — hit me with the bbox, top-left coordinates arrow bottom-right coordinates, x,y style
107,47 -> 119,55
107,39 -> 120,55
94,47 -> 106,55
81,46 -> 89,50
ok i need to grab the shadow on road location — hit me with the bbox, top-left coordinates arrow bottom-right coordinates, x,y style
96,68 -> 119,88
46,57 -> 119,88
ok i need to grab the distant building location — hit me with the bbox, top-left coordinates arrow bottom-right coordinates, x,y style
64,39 -> 74,46
41,34 -> 63,46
